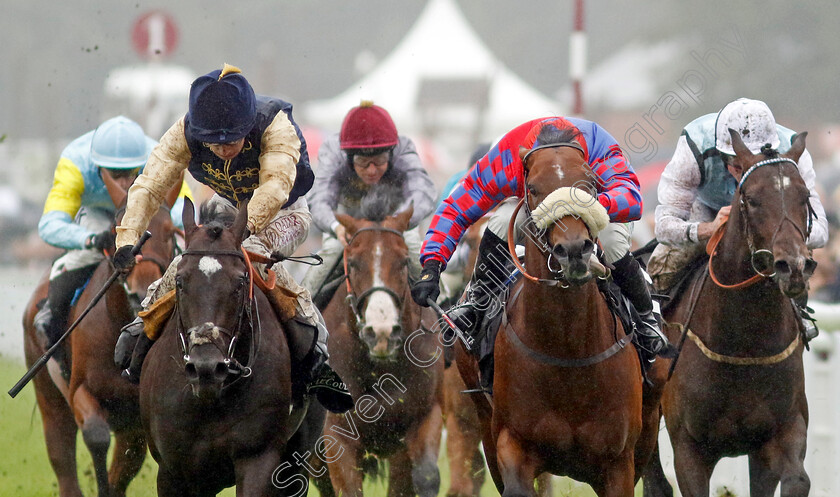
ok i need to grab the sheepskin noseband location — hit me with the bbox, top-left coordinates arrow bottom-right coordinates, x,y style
531,187 -> 609,236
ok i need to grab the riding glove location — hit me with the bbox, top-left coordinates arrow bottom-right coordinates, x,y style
85,230 -> 114,251
113,245 -> 136,274
411,259 -> 442,307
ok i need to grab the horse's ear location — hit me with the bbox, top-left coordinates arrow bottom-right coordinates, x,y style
390,203 -> 414,232
786,131 -> 808,164
163,171 -> 184,210
728,128 -> 755,159
519,146 -> 530,166
182,197 -> 197,237
335,213 -> 358,235
231,199 -> 249,243
101,169 -> 128,208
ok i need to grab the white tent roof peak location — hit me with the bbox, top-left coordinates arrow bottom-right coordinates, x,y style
303,0 -> 563,150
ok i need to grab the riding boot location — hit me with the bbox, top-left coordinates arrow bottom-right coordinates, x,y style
121,330 -> 153,385
793,294 -> 819,348
284,317 -> 354,414
115,316 -> 143,369
611,253 -> 676,363
445,230 -> 512,344
41,265 -> 97,380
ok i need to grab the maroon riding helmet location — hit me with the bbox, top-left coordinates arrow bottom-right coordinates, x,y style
339,100 -> 398,153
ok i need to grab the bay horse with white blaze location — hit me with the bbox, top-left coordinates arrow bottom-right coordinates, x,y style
643,130 -> 814,497
22,180 -> 180,497
139,198 -> 301,496
319,204 -> 444,497
456,134 -> 664,497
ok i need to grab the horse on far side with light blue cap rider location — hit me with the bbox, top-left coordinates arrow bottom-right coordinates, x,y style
34,115 -> 191,378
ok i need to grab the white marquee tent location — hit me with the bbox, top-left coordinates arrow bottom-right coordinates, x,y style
302,0 -> 564,159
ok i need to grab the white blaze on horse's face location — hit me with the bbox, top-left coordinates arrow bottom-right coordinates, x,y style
198,256 -> 223,278
364,244 -> 400,350
773,175 -> 791,191
552,163 -> 565,182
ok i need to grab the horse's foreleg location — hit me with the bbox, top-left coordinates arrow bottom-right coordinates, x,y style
387,449 -> 415,497
534,473 -> 553,497
107,429 -> 146,497
34,372 -> 83,497
234,449 -> 292,497
593,453 -> 636,497
748,410 -> 810,497
443,368 -> 486,497
495,428 -> 538,497
326,441 -> 364,497
405,402 -> 443,497
641,439 -> 674,497
71,384 -> 111,497
670,430 -> 714,497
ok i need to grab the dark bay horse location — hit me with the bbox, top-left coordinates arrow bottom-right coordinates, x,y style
139,197 -> 303,496
456,138 -> 663,497
319,206 -> 444,497
22,180 -> 180,497
644,130 -> 814,496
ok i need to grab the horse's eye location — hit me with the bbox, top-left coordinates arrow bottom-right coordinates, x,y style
527,184 -> 538,196
175,276 -> 183,291
742,196 -> 759,208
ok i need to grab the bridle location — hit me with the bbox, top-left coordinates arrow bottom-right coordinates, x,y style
509,142 -> 604,287
175,247 -> 258,381
113,204 -> 179,312
708,156 -> 815,289
342,226 -> 407,331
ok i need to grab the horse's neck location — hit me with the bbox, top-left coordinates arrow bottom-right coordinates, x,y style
519,271 -> 615,352
704,216 -> 797,346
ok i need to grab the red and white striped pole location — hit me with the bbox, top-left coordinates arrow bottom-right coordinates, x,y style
570,0 -> 586,115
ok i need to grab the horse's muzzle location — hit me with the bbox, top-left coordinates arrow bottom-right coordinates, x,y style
360,323 -> 403,361
184,347 -> 229,399
774,255 -> 816,298
550,239 -> 596,286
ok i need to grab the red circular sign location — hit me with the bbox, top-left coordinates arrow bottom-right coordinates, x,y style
132,11 -> 179,59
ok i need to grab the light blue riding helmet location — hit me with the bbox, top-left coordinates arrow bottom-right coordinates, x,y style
90,116 -> 149,169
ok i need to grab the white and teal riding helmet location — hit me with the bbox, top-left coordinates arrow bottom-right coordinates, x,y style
90,116 -> 150,169
715,98 -> 781,155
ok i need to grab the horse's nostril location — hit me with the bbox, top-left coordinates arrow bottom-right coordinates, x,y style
214,362 -> 228,381
804,258 -> 818,277
184,362 -> 197,380
392,325 -> 402,337
775,260 -> 791,275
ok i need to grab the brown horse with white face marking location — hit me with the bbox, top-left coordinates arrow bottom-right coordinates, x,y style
139,198 -> 303,496
22,179 -> 180,497
319,206 -> 444,497
643,131 -> 814,497
456,131 -> 663,497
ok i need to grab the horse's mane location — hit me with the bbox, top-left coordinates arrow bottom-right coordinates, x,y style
359,183 -> 404,222
534,122 -> 583,148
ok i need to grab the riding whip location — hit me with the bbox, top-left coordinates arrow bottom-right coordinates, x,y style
426,298 -> 474,350
9,231 -> 152,398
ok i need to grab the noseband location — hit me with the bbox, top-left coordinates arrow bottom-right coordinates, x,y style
343,226 -> 407,330
175,247 -> 257,380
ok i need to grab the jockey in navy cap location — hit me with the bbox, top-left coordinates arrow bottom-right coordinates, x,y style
113,64 -> 353,413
